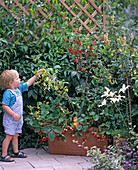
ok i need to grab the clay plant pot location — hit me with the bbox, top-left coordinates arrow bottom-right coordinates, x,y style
48,128 -> 108,156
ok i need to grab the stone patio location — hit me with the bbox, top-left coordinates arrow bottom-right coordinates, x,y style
0,147 -> 93,170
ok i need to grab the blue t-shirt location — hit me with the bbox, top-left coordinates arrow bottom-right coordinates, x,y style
2,83 -> 28,108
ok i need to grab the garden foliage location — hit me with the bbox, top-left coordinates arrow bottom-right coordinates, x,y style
0,0 -> 138,158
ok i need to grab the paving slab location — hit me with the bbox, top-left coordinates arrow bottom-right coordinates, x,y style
0,161 -> 15,166
54,155 -> 87,165
1,162 -> 33,170
24,167 -> 54,170
14,154 -> 42,163
0,166 -> 3,170
79,162 -> 92,170
53,164 -> 83,170
29,159 -> 61,168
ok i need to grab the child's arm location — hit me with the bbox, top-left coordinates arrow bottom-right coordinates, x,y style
2,104 -> 21,121
27,69 -> 43,87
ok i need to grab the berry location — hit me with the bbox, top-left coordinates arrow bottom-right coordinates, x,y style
64,37 -> 67,41
67,127 -> 70,130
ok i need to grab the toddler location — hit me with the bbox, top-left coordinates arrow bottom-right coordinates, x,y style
0,69 -> 42,162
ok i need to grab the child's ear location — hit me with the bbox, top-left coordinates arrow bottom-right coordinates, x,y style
9,81 -> 13,87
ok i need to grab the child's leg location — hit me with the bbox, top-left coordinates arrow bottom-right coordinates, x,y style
12,133 -> 27,158
12,133 -> 19,153
2,134 -> 13,157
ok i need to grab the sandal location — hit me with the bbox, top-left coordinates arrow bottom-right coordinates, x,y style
0,155 -> 14,162
12,151 -> 27,158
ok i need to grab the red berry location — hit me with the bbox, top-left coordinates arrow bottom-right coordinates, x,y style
67,127 -> 70,130
55,136 -> 58,140
83,138 -> 85,141
81,68 -> 84,71
64,37 -> 67,41
72,127 -> 75,130
62,131 -> 65,134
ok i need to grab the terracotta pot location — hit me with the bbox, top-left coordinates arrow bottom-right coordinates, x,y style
48,128 -> 108,156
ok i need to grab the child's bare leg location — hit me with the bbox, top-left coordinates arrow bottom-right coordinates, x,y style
2,134 -> 13,157
12,133 -> 27,157
12,133 -> 19,153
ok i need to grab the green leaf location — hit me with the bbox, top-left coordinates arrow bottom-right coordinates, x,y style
71,71 -> 77,77
58,55 -> 67,60
48,130 -> 56,141
90,111 -> 96,116
53,127 -> 63,133
58,117 -> 64,124
76,125 -> 82,131
94,115 -> 99,121
82,126 -> 88,132
32,92 -> 37,100
43,126 -> 52,133
112,2 -> 118,7
54,65 -> 61,69
28,90 -> 33,98
34,127 -> 41,133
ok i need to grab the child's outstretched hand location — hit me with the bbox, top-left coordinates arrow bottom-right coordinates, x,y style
37,69 -> 43,74
36,69 -> 43,77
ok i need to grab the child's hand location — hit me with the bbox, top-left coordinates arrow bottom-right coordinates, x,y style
36,69 -> 43,75
13,113 -> 21,121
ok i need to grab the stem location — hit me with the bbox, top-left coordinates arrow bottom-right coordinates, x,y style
115,105 -> 128,129
35,136 -> 40,149
126,76 -> 131,114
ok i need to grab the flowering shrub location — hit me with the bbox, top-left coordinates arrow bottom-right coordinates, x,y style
121,140 -> 138,170
87,145 -> 124,170
98,84 -> 132,137
87,134 -> 138,170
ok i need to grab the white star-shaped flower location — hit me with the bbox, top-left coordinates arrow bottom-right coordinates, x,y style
98,99 -> 107,107
119,84 -> 130,93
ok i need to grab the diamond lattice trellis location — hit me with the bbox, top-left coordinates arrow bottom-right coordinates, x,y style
0,0 -> 107,43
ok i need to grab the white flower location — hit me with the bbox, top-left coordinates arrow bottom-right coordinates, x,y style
116,95 -> 125,100
105,87 -> 110,92
109,91 -> 116,97
101,87 -> 111,97
119,84 -> 130,93
98,99 -> 107,107
110,98 -> 118,103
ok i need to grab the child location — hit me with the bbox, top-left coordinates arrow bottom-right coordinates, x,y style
0,69 -> 42,162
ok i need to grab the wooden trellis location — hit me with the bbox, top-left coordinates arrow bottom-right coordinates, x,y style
0,0 -> 107,42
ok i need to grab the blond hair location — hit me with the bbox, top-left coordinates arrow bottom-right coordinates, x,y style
0,70 -> 19,90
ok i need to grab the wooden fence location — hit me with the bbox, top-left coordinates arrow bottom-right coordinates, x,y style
0,0 -> 107,42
